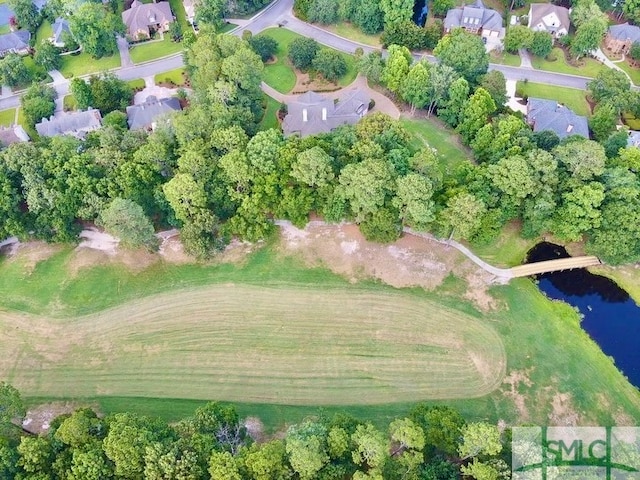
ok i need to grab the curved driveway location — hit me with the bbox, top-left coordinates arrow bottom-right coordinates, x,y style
0,0 -> 625,112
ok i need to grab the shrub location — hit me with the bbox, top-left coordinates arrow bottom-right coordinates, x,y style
312,49 -> 347,81
248,35 -> 278,62
529,30 -> 553,58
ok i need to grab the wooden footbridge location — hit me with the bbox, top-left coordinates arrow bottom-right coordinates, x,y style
509,256 -> 602,278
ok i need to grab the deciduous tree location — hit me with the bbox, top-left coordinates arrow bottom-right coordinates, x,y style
34,40 -> 62,71
69,2 -> 124,58
434,28 -> 489,84
504,25 -> 533,53
98,198 -> 158,250
529,30 -> 553,57
312,48 -> 347,81
288,37 -> 319,70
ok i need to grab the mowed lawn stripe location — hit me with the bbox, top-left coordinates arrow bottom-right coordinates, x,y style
0,285 -> 505,405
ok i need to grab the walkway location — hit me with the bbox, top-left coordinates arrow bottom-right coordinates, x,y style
592,48 -> 632,83
518,49 -> 532,69
117,36 -> 133,68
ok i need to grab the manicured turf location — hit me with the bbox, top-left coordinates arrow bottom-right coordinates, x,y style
530,47 -> 607,78
0,107 -> 15,126
59,52 -> 121,78
616,60 -> 640,86
3,239 -> 640,426
490,50 -> 521,67
34,21 -> 53,45
168,0 -> 190,31
127,78 -> 145,90
324,22 -> 381,47
516,81 -> 591,117
154,67 -> 186,86
258,93 -> 281,131
260,28 -> 357,93
399,116 -> 473,171
129,36 -> 184,64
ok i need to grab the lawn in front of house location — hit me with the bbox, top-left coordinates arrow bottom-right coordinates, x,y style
616,60 -> 640,86
154,67 -> 187,86
323,22 -> 382,47
516,80 -> 591,117
260,28 -> 357,94
127,78 -> 145,90
530,47 -> 607,78
34,20 -> 53,45
489,49 -> 521,67
129,36 -> 184,64
258,93 -> 281,131
0,107 -> 15,126
59,52 -> 121,78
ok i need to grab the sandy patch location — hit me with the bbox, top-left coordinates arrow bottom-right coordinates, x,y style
11,242 -> 64,273
22,402 -> 95,434
549,391 -> 580,426
78,228 -> 119,255
502,369 -> 534,422
277,221 -> 497,310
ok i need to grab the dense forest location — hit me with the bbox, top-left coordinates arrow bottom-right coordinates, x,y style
0,383 -> 512,480
1,28 -> 640,266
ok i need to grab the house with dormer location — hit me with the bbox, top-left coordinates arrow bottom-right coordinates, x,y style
122,0 -> 173,40
604,23 -> 640,55
444,0 -> 504,38
526,98 -> 589,139
282,89 -> 371,137
528,3 -> 570,38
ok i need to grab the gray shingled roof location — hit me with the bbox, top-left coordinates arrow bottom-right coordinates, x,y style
0,30 -> 30,54
282,89 -> 370,137
0,125 -> 29,146
608,22 -> 640,43
35,109 -> 102,138
528,3 -> 570,33
52,17 -> 70,45
526,98 -> 589,139
122,0 -> 173,36
444,0 -> 503,32
126,95 -> 181,130
628,130 -> 640,148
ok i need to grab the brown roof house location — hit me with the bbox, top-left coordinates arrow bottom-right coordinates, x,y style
282,89 -> 370,137
604,23 -> 640,55
122,0 -> 173,40
526,98 -> 589,139
444,0 -> 504,38
36,109 -> 103,139
527,3 -> 570,38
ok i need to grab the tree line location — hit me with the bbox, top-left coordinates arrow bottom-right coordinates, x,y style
0,382 -> 511,480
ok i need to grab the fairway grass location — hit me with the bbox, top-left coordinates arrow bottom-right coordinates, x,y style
2,240 -> 640,426
1,284 -> 505,404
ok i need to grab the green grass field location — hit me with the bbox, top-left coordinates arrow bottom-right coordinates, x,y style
130,36 -> 184,64
0,107 -> 15,126
324,22 -> 381,47
260,28 -> 357,94
34,21 -> 53,45
616,60 -> 640,86
59,53 -> 121,78
516,81 -> 591,117
154,67 -> 186,86
258,93 -> 281,131
470,222 -> 538,268
2,240 -> 640,428
400,116 -> 473,172
127,78 -> 146,90
531,47 -> 607,78
489,50 -> 521,67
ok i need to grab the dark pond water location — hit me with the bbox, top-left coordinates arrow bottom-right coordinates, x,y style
527,242 -> 640,389
413,0 -> 428,26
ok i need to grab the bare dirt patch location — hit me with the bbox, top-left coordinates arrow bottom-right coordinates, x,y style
501,368 -> 534,422
22,401 -> 96,434
11,242 -> 64,274
278,221 -> 498,310
549,391 -> 580,426
244,416 -> 265,442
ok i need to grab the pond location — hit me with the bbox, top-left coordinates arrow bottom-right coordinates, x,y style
527,242 -> 640,389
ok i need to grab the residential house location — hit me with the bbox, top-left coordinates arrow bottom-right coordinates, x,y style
183,0 -> 195,24
604,23 -> 640,55
628,130 -> 640,148
35,109 -> 103,138
51,17 -> 71,48
0,31 -> 30,57
282,89 -> 370,137
0,125 -> 29,146
444,0 -> 504,38
527,3 -> 570,38
122,0 -> 173,40
526,98 -> 589,139
126,95 -> 181,130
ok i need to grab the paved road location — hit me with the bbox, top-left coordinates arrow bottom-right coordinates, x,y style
0,0 -> 624,114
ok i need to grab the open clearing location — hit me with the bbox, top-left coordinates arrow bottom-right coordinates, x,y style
0,284 -> 505,405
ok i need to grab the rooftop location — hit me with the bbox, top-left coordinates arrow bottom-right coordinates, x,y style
126,95 -> 181,130
526,97 -> 589,139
